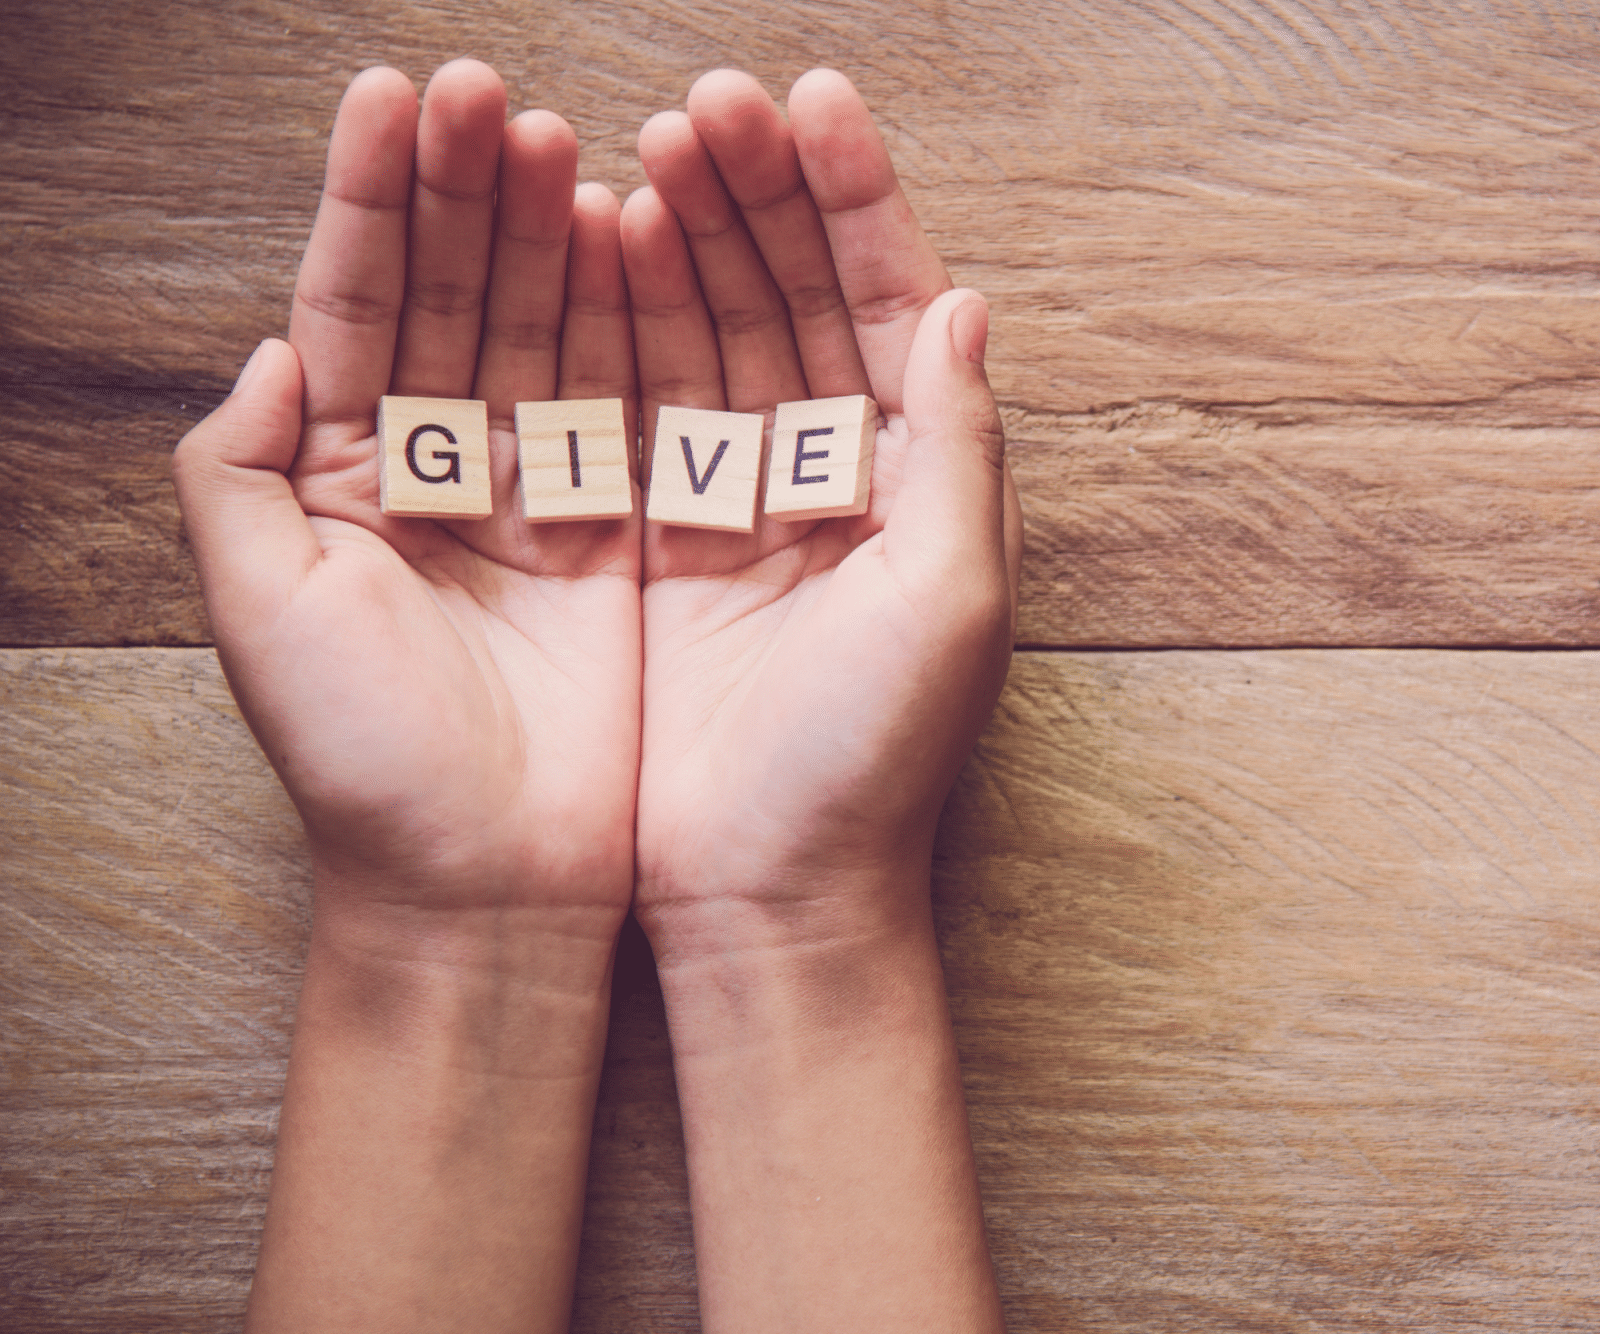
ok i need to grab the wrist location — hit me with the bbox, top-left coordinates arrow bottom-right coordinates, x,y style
302,869 -> 628,1081
644,868 -> 1002,1334
636,841 -> 936,967
303,814 -> 638,918
640,860 -> 949,1066
252,871 -> 625,1333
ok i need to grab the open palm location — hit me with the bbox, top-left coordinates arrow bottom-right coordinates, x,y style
625,70 -> 1022,952
175,60 -> 640,918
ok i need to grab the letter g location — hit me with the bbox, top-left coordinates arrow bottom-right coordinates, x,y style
405,424 -> 462,484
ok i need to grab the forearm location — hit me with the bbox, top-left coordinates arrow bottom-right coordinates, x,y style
647,867 -> 1004,1334
247,881 -> 624,1334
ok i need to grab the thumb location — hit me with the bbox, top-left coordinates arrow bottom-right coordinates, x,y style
886,289 -> 1008,597
172,338 -> 322,641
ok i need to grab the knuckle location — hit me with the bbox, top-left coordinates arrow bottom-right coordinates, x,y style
972,413 -> 1006,474
781,279 -> 849,322
481,318 -> 560,353
709,303 -> 789,339
847,287 -> 927,329
403,278 -> 484,320
736,175 -> 806,215
293,285 -> 401,328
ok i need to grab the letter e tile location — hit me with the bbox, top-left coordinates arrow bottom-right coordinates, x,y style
764,395 -> 876,522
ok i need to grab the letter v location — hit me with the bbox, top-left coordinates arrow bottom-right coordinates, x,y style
681,436 -> 730,495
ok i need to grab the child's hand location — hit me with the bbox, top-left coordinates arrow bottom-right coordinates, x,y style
624,70 -> 1017,1333
627,69 -> 1021,958
174,63 -> 641,1331
174,61 -> 640,927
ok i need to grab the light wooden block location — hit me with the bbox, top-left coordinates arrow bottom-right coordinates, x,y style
645,405 -> 766,532
764,394 -> 877,521
515,398 -> 634,523
377,396 -> 492,519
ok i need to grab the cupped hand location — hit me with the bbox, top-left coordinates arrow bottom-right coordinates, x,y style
173,60 -> 641,918
625,69 -> 1023,954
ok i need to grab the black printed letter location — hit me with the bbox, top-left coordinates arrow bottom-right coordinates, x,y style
681,436 -> 730,495
792,426 -> 832,485
405,424 -> 462,484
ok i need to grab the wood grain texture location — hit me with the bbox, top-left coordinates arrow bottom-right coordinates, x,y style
377,395 -> 492,518
646,405 -> 765,532
8,1 -> 1600,645
6,647 -> 1599,1331
0,649 -> 697,1332
0,385 -> 212,647
8,3 -> 1600,1330
1012,403 -> 1600,647
0,650 -> 302,1327
517,398 -> 634,522
948,648 -> 1600,1330
765,395 -> 876,522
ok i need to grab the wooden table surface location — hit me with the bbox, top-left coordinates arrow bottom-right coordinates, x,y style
5,1 -> 1599,1329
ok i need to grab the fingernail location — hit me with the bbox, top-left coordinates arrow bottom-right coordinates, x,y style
232,340 -> 268,394
950,294 -> 989,364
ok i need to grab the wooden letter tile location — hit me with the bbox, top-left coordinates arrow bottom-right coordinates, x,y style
764,394 -> 876,521
377,396 -> 492,519
516,398 -> 634,522
645,405 -> 766,532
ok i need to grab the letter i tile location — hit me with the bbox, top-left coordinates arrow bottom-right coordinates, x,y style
516,398 -> 634,522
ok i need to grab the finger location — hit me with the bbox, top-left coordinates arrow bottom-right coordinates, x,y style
1002,460 -> 1023,642
619,185 -> 724,481
889,290 -> 1006,585
172,339 -> 321,638
560,184 -> 639,457
390,58 -> 508,400
474,109 -> 579,419
289,67 -> 416,441
787,69 -> 952,414
637,111 -> 806,413
685,69 -> 869,400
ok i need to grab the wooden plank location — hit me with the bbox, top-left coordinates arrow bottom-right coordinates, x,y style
6,0 -> 1600,409
7,4 -> 1600,648
0,386 -> 212,648
0,648 -> 696,1331
0,650 -> 300,1328
9,0 -> 1600,646
5,647 -> 1599,1330
12,386 -> 1600,649
943,649 -> 1600,1330
1012,404 -> 1600,647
